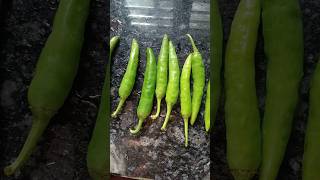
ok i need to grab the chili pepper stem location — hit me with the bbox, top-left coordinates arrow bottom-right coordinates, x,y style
4,115 -> 50,176
111,99 -> 125,118
161,104 -> 172,131
151,98 -> 161,119
186,34 -> 199,53
130,119 -> 144,134
184,118 -> 189,147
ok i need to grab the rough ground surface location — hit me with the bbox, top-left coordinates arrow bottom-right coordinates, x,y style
212,0 -> 320,179
0,0 -> 108,179
110,0 -> 210,179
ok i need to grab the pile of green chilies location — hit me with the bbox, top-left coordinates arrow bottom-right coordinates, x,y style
3,0 -> 211,177
111,34 -> 211,147
219,0 -> 320,179
6,0 -> 320,179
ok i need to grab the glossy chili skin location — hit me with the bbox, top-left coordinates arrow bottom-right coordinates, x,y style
212,0 -> 223,130
303,60 -> 320,180
224,0 -> 261,179
187,34 -> 205,126
4,0 -> 91,176
161,41 -> 180,131
130,48 -> 157,134
205,82 -> 210,132
260,0 -> 303,179
180,54 -> 192,147
87,36 -> 119,180
112,39 -> 139,117
151,34 -> 169,120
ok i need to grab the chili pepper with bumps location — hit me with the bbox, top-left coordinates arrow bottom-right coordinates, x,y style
130,48 -> 157,134
186,34 -> 205,126
180,54 -> 192,147
161,41 -> 180,131
224,0 -> 261,179
151,34 -> 169,120
4,0 -> 91,175
112,39 -> 139,118
260,0 -> 304,179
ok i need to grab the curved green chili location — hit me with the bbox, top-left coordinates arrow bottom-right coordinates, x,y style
4,0 -> 90,175
112,39 -> 139,118
161,41 -> 180,131
180,54 -> 192,147
205,82 -> 210,132
186,34 -> 205,126
87,36 -> 119,180
212,0 -> 223,129
151,34 -> 169,120
130,48 -> 157,134
303,60 -> 320,180
109,36 -> 120,58
224,0 -> 261,179
260,0 -> 303,179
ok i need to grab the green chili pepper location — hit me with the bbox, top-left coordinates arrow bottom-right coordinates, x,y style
205,82 -> 210,132
212,0 -> 223,129
87,36 -> 119,180
130,48 -> 157,134
224,0 -> 261,179
186,34 -> 205,126
180,54 -> 192,147
109,36 -> 120,59
151,34 -> 169,120
112,39 -> 139,118
303,60 -> 320,180
161,41 -> 180,131
3,0 -> 90,175
259,0 -> 304,179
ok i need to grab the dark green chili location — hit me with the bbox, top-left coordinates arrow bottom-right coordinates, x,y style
303,60 -> 320,180
260,0 -> 303,179
130,48 -> 157,134
224,0 -> 261,179
151,34 -> 169,120
180,54 -> 192,147
4,0 -> 90,175
212,0 -> 223,129
87,36 -> 119,180
161,41 -> 180,131
112,39 -> 139,118
186,34 -> 205,126
205,82 -> 210,132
